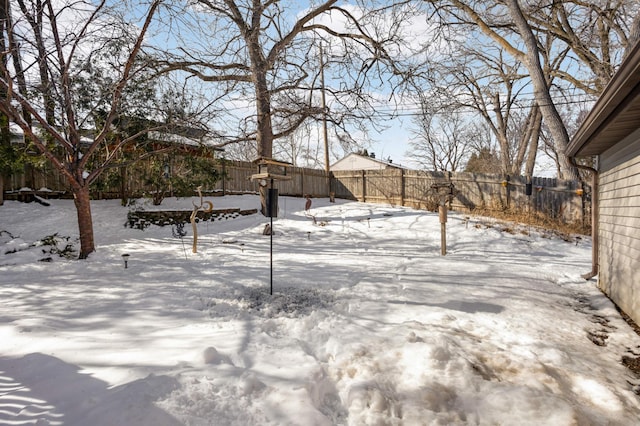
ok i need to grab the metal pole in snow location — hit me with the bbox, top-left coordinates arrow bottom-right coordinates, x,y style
270,178 -> 274,295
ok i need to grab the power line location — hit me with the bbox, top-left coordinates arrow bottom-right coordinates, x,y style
367,97 -> 595,118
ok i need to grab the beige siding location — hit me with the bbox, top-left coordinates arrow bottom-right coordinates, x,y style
598,127 -> 640,325
330,153 -> 392,171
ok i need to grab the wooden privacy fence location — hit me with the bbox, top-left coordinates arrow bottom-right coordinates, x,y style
331,169 -> 587,224
3,159 -> 331,199
211,161 -> 330,198
5,160 -> 587,224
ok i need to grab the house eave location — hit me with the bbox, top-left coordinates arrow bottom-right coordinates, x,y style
567,40 -> 640,158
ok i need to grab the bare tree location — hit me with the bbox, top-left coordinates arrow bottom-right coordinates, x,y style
625,9 -> 640,57
409,102 -> 477,172
525,0 -> 638,93
273,121 -> 315,167
0,0 -> 160,258
439,46 -> 531,175
418,0 -> 637,179
1,0 -> 35,199
434,0 -> 575,178
154,0 -> 410,160
412,34 -> 547,177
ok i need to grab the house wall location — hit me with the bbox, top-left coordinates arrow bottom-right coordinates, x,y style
598,127 -> 640,325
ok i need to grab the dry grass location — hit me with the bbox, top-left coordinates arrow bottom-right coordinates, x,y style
463,207 -> 590,239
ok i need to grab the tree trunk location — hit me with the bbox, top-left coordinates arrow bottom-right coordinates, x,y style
0,174 -> 4,206
254,70 -> 274,158
505,0 -> 577,180
524,107 -> 542,178
492,94 -> 512,176
120,165 -> 128,206
625,12 -> 640,59
497,134 -> 511,176
1,0 -> 159,260
16,0 -> 56,125
513,104 -> 535,174
73,186 -> 95,259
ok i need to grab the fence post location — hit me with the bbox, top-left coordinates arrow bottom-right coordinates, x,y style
502,175 -> 511,210
7,159 -> 585,228
221,160 -> 226,196
400,169 -> 405,206
362,169 -> 366,202
328,171 -> 333,200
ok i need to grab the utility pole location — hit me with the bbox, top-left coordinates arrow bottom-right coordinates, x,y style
319,43 -> 331,196
319,44 -> 329,172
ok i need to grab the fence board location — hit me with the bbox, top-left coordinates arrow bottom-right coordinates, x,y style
5,161 -> 587,225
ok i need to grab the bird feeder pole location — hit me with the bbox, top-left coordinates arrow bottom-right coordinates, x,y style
250,157 -> 292,295
431,183 -> 458,256
439,203 -> 447,256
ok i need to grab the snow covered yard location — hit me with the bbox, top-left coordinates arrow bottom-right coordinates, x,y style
1,195 -> 639,425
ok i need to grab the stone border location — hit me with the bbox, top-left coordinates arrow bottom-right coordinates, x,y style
126,208 -> 258,230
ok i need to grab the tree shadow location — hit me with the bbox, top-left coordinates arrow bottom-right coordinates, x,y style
387,299 -> 504,314
0,353 -> 181,426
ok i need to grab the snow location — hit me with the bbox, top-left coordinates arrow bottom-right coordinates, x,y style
1,195 -> 639,425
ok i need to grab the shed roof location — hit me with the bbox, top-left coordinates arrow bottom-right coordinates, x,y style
567,40 -> 640,157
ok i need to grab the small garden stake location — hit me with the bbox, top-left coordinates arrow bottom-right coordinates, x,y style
172,222 -> 188,260
190,186 -> 214,253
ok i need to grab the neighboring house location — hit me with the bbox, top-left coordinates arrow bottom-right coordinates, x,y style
4,121 -> 222,195
330,153 -> 406,171
8,121 -> 222,158
567,40 -> 640,326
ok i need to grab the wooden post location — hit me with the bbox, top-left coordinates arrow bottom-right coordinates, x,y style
221,160 -> 227,196
400,169 -> 406,207
300,167 -> 305,198
439,204 -> 447,255
329,171 -> 335,202
361,169 -> 366,202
